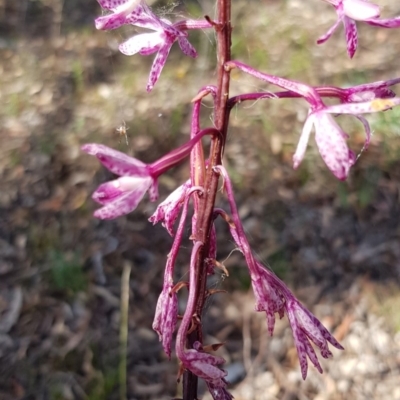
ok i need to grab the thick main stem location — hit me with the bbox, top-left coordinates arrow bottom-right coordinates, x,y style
182,0 -> 232,399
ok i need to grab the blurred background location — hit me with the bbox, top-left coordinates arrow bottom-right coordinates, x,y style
1,0 -> 400,399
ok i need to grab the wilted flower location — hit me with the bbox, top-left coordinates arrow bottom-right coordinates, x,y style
152,187 -> 201,357
149,179 -> 191,236
152,281 -> 178,359
206,381 -> 234,400
214,164 -> 344,378
181,343 -> 228,386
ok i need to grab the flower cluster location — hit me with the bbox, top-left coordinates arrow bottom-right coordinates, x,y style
83,0 -> 400,399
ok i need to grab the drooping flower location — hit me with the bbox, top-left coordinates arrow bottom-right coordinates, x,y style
214,165 -> 344,379
206,381 -> 234,400
152,281 -> 178,359
181,341 -> 228,387
152,187 -> 202,358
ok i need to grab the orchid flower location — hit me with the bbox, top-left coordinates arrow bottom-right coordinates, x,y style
82,143 -> 158,219
227,61 -> 400,180
319,0 -> 400,57
119,21 -> 198,91
95,0 -> 212,91
82,128 -> 216,219
293,97 -> 400,179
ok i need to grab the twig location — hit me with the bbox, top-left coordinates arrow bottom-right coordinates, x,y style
119,262 -> 132,400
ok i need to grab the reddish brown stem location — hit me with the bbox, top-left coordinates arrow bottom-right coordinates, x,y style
182,0 -> 232,398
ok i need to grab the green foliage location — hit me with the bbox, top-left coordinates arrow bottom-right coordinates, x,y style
357,167 -> 381,209
49,250 -> 87,294
267,249 -> 289,279
86,369 -> 119,400
29,224 -> 61,260
72,60 -> 85,95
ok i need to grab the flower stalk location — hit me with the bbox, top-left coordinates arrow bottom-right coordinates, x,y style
83,0 -> 400,398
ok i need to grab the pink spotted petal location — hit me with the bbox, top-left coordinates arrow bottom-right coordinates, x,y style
81,144 -> 149,177
95,0 -> 142,30
97,0 -> 131,11
119,32 -> 165,56
93,176 -> 153,219
294,304 -> 332,358
354,115 -> 371,151
317,17 -> 342,44
148,180 -> 159,201
178,37 -> 197,58
325,97 -> 400,114
343,16 -> 358,58
182,344 -> 227,386
252,272 -> 285,336
287,310 -> 310,379
293,112 -> 314,169
92,176 -> 146,205
146,43 -> 173,92
152,285 -> 178,359
286,306 -> 323,379
314,112 -> 355,180
366,17 -> 400,28
206,382 -> 234,400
